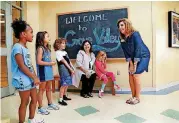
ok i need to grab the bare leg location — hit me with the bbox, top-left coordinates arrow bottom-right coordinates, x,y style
18,90 -> 30,123
59,86 -> 65,99
37,82 -> 46,108
133,74 -> 141,100
64,86 -> 68,96
46,81 -> 52,104
129,74 -> 136,98
29,88 -> 38,119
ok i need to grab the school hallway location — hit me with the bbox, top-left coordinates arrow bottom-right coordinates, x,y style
1,1 -> 179,123
1,90 -> 179,123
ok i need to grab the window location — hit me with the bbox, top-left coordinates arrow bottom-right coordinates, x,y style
0,56 -> 8,87
0,9 -> 6,48
12,1 -> 22,7
12,2 -> 23,44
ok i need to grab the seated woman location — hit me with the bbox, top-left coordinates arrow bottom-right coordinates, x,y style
73,40 -> 96,98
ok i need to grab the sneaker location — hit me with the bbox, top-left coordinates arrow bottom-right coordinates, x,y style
58,100 -> 67,106
98,90 -> 103,98
37,107 -> 50,115
63,95 -> 72,100
47,103 -> 59,110
28,118 -> 44,123
114,84 -> 120,90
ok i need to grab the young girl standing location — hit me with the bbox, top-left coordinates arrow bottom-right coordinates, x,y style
95,51 -> 120,98
36,31 -> 59,115
53,38 -> 74,106
11,19 -> 44,123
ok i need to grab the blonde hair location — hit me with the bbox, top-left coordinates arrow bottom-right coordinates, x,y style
96,51 -> 107,61
117,18 -> 136,40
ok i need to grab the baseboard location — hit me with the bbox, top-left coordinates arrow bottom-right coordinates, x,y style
11,81 -> 179,96
155,81 -> 179,91
67,81 -> 179,95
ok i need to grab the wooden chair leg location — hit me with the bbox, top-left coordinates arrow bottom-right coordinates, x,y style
58,80 -> 61,90
52,80 -> 55,93
112,82 -> 116,95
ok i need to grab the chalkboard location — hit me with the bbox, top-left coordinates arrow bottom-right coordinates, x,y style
57,8 -> 128,59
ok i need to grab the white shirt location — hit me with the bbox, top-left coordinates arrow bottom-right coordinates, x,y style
73,50 -> 95,88
55,49 -> 75,74
55,50 -> 67,62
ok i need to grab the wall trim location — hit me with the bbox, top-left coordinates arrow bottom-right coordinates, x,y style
9,81 -> 179,98
67,81 -> 179,95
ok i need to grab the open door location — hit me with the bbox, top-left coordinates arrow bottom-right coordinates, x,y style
1,2 -> 15,98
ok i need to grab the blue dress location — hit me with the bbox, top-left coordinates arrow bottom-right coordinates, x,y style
120,31 -> 150,74
36,47 -> 54,82
11,43 -> 35,91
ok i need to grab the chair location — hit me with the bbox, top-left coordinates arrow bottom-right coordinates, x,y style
96,76 -> 115,95
52,75 -> 61,93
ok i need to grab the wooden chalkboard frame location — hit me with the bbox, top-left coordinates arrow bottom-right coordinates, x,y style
56,7 -> 129,60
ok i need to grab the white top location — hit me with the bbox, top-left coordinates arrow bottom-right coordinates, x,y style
55,50 -> 67,62
55,50 -> 75,76
72,50 -> 95,88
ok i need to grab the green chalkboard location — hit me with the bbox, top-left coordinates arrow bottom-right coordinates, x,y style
58,8 -> 128,59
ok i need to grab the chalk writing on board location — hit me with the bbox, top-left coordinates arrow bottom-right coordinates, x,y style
65,27 -> 120,52
65,14 -> 108,24
58,8 -> 128,58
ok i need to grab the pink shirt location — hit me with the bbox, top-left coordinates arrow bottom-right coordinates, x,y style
95,59 -> 107,79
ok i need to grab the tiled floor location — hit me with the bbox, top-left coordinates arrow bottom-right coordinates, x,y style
115,113 -> 146,123
161,109 -> 179,121
75,106 -> 99,116
1,91 -> 179,123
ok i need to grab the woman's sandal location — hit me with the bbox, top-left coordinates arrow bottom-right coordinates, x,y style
126,97 -> 133,104
130,98 -> 140,105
